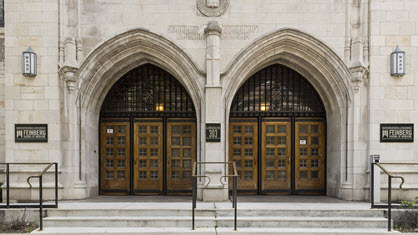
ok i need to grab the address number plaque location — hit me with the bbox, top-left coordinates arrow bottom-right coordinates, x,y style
206,123 -> 221,142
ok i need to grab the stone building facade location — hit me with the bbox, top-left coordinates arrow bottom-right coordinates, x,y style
1,0 -> 417,201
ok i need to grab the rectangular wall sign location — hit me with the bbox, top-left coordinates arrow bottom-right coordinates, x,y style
206,123 -> 221,142
15,124 -> 48,143
380,124 -> 413,143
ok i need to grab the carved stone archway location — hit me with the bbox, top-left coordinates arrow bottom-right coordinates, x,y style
61,29 -> 204,198
222,28 -> 356,199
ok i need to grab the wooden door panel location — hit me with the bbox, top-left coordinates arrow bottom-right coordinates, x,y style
167,119 -> 196,194
100,120 -> 130,195
229,119 -> 258,193
261,118 -> 291,194
295,118 -> 325,194
133,119 -> 163,195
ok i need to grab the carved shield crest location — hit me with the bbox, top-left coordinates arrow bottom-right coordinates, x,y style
197,0 -> 229,17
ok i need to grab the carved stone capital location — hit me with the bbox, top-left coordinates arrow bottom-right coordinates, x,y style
59,66 -> 79,93
349,65 -> 368,93
204,21 -> 222,37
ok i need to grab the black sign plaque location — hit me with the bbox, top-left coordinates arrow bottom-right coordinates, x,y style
380,124 -> 413,143
206,123 -> 221,142
15,124 -> 48,143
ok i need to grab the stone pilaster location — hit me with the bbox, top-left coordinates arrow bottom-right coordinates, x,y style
202,21 -> 228,201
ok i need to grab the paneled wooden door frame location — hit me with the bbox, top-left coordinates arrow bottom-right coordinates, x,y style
261,118 -> 292,194
99,117 -> 196,196
228,117 -> 326,195
99,119 -> 131,195
294,118 -> 326,195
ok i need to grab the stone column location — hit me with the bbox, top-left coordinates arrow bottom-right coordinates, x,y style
202,21 -> 228,201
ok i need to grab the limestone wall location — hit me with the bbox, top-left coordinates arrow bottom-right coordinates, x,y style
4,0 -> 60,163
80,0 -> 347,74
369,0 -> 418,198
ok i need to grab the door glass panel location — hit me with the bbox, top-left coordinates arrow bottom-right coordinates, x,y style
183,137 -> 192,146
172,126 -> 180,134
266,171 -> 274,179
139,138 -> 147,145
151,137 -> 159,145
106,160 -> 114,168
267,159 -> 274,168
172,137 -> 180,145
172,149 -> 180,157
300,125 -> 308,134
266,137 -> 274,145
233,126 -> 241,134
278,125 -> 286,134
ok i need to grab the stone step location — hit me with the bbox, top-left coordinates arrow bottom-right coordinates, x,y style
47,208 -> 215,217
216,216 -> 388,228
35,227 -> 395,234
46,208 -> 384,218
43,215 -> 388,229
216,208 -> 384,217
43,216 -> 216,228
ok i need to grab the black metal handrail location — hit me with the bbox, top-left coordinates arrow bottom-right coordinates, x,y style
192,162 -> 238,231
370,162 -> 418,231
0,163 -> 59,231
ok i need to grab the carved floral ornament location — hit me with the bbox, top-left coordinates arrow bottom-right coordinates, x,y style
197,0 -> 229,17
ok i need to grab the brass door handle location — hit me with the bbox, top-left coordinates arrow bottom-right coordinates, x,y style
102,155 -> 105,166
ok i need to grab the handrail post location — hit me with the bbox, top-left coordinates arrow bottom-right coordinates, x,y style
234,175 -> 237,231
6,163 -> 10,208
192,176 -> 195,230
39,176 -> 43,231
55,163 -> 58,208
371,162 -> 374,208
388,175 -> 391,231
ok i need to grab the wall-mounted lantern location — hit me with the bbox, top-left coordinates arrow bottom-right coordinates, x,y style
22,47 -> 37,77
390,46 -> 405,77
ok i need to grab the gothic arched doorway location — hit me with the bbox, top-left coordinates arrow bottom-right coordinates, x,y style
99,64 -> 197,195
229,64 -> 326,195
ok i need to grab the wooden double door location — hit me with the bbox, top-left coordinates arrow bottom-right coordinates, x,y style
229,117 -> 326,195
100,118 -> 196,195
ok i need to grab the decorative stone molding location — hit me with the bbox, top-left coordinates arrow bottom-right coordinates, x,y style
204,21 -> 222,36
197,0 -> 229,17
75,28 -> 203,113
59,66 -> 78,93
223,28 -> 354,115
349,65 -> 368,93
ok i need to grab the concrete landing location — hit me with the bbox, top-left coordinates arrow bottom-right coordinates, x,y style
31,227 -> 399,235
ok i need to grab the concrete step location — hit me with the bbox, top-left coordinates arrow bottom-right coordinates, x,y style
47,208 -> 215,217
216,216 -> 388,228
46,208 -> 384,218
33,227 -> 396,234
216,208 -> 384,217
43,215 -> 388,229
43,216 -> 216,228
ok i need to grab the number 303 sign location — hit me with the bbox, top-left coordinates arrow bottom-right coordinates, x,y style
206,123 -> 221,142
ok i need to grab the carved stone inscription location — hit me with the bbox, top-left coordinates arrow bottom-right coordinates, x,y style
168,26 -> 204,40
168,25 -> 259,40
